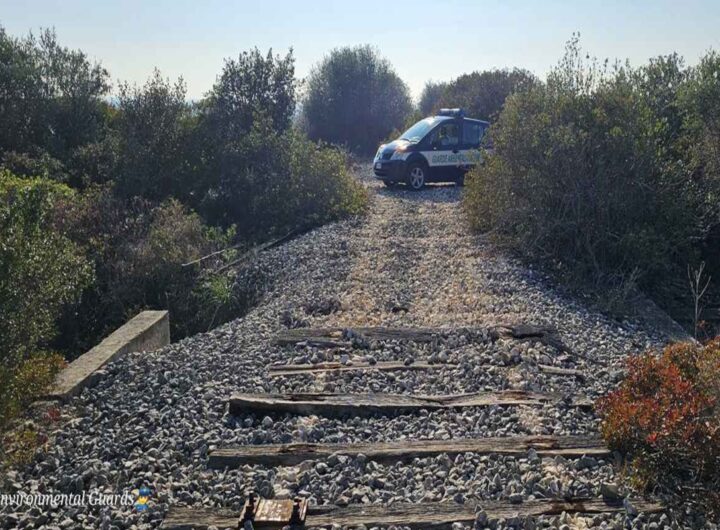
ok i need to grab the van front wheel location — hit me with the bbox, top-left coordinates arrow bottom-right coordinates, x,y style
406,163 -> 426,191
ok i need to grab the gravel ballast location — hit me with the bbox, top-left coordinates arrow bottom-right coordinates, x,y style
0,166 -> 703,530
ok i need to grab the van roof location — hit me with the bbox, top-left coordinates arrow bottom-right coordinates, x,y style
431,115 -> 490,126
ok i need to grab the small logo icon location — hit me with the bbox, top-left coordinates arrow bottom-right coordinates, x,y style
134,487 -> 152,512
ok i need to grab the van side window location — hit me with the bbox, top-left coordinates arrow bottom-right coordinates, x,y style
429,122 -> 460,148
463,122 -> 483,147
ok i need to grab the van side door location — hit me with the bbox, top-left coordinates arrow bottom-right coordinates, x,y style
420,119 -> 461,181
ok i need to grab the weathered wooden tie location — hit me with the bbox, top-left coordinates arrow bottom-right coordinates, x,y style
268,360 -> 458,376
161,497 -> 662,529
307,498 -> 662,529
273,324 -> 567,352
208,434 -> 608,468
537,364 -> 586,380
274,326 -> 437,346
268,360 -> 584,380
228,391 -> 592,417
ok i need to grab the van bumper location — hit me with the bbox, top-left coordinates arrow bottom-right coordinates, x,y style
372,159 -> 406,182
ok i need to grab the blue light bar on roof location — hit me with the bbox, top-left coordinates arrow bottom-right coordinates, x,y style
437,108 -> 465,118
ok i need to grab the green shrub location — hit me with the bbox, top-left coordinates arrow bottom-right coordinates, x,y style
201,116 -> 367,235
53,190 -> 241,351
0,353 -> 66,438
464,37 -> 705,303
0,150 -> 68,183
678,51 -> 720,184
130,199 -> 242,336
66,135 -> 119,188
273,130 -> 368,228
0,171 -> 92,428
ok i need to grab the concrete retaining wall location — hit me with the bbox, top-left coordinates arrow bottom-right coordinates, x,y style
46,310 -> 170,402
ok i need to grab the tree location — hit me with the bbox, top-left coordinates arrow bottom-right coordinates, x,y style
0,27 -> 47,154
302,45 -> 412,155
438,68 -> 536,121
418,81 -> 448,115
634,53 -> 685,145
198,48 -> 299,223
206,47 -> 296,142
0,26 -> 110,159
37,29 -> 111,153
114,70 -> 194,202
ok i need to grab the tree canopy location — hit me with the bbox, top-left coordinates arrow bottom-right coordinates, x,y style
302,45 -> 412,155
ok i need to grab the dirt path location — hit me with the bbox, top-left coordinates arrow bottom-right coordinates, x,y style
322,174 -> 516,328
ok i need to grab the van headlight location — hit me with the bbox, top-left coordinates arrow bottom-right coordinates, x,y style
390,148 -> 407,160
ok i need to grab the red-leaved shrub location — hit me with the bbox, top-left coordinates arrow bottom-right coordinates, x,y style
597,340 -> 720,516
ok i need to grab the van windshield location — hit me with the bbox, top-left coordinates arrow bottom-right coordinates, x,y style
399,117 -> 444,143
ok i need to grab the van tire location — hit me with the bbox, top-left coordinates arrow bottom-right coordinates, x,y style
406,162 -> 426,191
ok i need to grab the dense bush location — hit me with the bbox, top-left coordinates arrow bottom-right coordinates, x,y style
0,171 -> 91,427
115,199 -> 241,338
464,38 -> 715,309
302,45 -> 412,155
66,133 -> 119,188
202,116 -> 367,234
241,126 -> 367,233
1,149 -> 67,183
0,353 -> 66,438
677,51 -> 720,273
53,189 -> 241,353
597,340 -> 720,517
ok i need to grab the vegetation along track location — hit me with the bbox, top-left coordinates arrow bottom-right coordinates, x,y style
0,165 -> 693,529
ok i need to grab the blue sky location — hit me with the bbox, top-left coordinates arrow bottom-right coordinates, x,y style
2,0 -> 719,100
